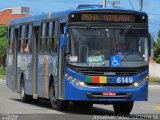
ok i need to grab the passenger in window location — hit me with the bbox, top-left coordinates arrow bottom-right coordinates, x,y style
23,43 -> 29,53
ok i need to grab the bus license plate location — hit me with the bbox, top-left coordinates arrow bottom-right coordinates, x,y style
102,92 -> 116,96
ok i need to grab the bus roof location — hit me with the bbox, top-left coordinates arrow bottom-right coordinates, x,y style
10,8 -> 148,25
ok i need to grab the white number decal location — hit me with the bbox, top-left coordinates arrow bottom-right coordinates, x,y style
117,77 -> 133,83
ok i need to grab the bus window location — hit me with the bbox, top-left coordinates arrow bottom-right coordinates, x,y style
18,27 -> 23,53
47,21 -> 56,54
40,22 -> 49,54
28,25 -> 32,53
22,25 -> 33,54
53,37 -> 58,52
23,40 -> 29,53
8,27 -> 14,54
40,23 -> 46,53
49,22 -> 54,37
60,23 -> 65,34
54,21 -> 59,37
21,26 -> 26,39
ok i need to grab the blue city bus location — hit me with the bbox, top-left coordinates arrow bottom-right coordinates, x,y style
7,7 -> 151,115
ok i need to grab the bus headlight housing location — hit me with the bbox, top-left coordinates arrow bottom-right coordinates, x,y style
131,76 -> 148,88
65,74 -> 86,87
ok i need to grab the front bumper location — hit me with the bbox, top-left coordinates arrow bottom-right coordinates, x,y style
64,79 -> 148,101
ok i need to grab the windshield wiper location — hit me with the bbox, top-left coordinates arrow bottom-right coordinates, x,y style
122,25 -> 132,36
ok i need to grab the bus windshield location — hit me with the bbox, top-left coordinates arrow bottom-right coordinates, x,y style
68,28 -> 148,67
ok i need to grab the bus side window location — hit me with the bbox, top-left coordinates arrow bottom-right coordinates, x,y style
23,40 -> 29,54
21,25 -> 29,54
40,22 -> 48,54
53,21 -> 59,52
23,25 -> 32,54
48,22 -> 55,54
18,26 -> 23,53
28,25 -> 33,53
60,23 -> 65,34
9,27 -> 14,54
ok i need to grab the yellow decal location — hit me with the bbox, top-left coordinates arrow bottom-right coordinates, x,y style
156,104 -> 160,112
99,76 -> 107,84
45,55 -> 49,98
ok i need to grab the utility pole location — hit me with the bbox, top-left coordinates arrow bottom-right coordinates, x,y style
108,0 -> 120,8
139,0 -> 143,11
102,0 -> 107,8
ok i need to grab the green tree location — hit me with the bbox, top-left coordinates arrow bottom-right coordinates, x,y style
154,30 -> 160,63
0,26 -> 8,66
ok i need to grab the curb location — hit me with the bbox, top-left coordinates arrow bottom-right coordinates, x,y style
0,79 -> 6,84
149,84 -> 160,87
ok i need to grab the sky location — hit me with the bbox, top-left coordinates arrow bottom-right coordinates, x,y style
0,0 -> 160,40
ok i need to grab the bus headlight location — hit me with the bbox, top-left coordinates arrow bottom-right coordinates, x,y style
77,82 -> 86,87
131,76 -> 148,88
65,74 -> 86,87
133,82 -> 139,87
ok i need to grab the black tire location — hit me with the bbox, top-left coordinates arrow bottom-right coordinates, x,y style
73,101 -> 93,109
113,101 -> 134,115
49,83 -> 68,110
20,80 -> 32,103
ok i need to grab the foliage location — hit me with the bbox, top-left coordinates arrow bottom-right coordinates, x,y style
0,37 -> 8,57
0,26 -> 8,60
0,26 -> 8,38
154,30 -> 160,63
0,66 -> 6,75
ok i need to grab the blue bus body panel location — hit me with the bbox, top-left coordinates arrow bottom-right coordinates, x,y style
64,68 -> 148,101
9,8 -> 148,25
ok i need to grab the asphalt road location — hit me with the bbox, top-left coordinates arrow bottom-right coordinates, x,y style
0,82 -> 160,120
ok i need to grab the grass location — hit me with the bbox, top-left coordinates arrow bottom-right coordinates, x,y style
149,77 -> 160,84
0,66 -> 6,80
0,74 -> 6,80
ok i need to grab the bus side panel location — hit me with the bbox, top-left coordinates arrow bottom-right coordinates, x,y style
37,55 -> 48,98
37,54 -> 54,98
52,55 -> 59,99
6,54 -> 14,90
16,54 -> 32,95
16,55 -> 21,93
48,55 -> 54,95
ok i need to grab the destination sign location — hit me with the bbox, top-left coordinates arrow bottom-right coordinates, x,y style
81,14 -> 135,22
69,12 -> 147,23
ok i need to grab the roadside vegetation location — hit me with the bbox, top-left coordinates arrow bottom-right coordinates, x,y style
0,26 -> 8,80
154,31 -> 160,63
0,66 -> 6,80
149,77 -> 160,84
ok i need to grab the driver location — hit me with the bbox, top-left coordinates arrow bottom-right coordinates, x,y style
115,42 -> 126,55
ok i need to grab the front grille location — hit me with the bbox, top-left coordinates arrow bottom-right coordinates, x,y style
86,83 -> 132,87
79,70 -> 138,76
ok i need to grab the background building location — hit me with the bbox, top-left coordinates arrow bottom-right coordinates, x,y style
0,7 -> 30,25
0,7 -> 30,65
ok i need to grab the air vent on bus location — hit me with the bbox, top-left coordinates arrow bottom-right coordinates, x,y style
78,70 -> 138,76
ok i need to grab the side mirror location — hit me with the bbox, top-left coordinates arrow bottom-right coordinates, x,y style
60,34 -> 66,49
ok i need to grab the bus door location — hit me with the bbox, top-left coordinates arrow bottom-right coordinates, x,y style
13,27 -> 19,91
58,23 -> 66,98
32,26 -> 40,99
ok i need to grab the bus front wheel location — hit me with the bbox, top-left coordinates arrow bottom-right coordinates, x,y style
49,83 -> 68,110
20,81 -> 32,103
113,101 -> 134,115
